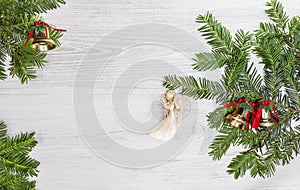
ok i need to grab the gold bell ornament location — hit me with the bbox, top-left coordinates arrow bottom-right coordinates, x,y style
259,109 -> 278,128
31,27 -> 56,51
25,20 -> 66,51
250,99 -> 279,129
225,107 -> 251,130
30,27 -> 56,51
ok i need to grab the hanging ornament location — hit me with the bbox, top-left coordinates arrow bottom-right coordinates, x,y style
224,98 -> 250,130
253,100 -> 279,129
148,90 -> 190,141
25,20 -> 66,51
259,109 -> 278,128
224,98 -> 279,130
225,107 -> 251,130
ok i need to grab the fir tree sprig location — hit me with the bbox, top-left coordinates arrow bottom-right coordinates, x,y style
0,121 -> 39,189
163,0 -> 300,179
0,0 -> 66,83
0,1 -> 65,189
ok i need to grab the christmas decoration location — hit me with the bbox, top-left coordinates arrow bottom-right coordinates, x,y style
25,20 -> 66,51
0,0 -> 66,83
149,90 -> 191,141
163,0 -> 300,178
0,0 -> 65,189
224,98 -> 279,130
148,90 -> 182,141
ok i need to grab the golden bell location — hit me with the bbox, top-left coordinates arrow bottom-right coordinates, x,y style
226,108 -> 250,130
30,27 -> 56,51
259,109 -> 278,128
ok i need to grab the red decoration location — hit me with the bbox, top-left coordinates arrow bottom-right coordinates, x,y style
224,98 -> 246,108
224,98 -> 279,129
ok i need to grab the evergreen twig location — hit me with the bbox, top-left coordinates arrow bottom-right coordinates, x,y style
163,0 -> 300,179
0,0 -> 66,83
0,1 -> 65,189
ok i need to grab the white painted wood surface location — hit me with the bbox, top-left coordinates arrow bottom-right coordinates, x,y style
1,0 -> 300,189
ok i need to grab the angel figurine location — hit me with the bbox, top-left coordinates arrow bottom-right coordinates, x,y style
148,90 -> 190,141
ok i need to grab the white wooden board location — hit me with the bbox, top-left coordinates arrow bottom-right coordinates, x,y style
1,0 -> 300,189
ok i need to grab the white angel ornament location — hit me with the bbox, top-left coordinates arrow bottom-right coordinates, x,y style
148,90 -> 190,141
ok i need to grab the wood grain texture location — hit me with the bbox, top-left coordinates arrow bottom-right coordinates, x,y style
1,0 -> 300,189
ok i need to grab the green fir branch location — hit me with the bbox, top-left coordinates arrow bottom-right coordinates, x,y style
8,45 -> 47,84
222,30 -> 253,90
163,75 -> 257,102
196,12 -> 233,55
227,151 -> 257,179
192,52 -> 220,71
266,0 -> 289,29
164,0 -> 300,179
0,0 -> 65,83
207,107 -> 228,129
254,38 -> 285,99
0,0 -> 65,188
0,122 -> 39,189
209,123 -> 239,160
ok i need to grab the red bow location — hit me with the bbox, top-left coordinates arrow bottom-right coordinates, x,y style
25,20 -> 66,45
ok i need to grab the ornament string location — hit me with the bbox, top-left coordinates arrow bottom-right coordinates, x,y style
25,20 -> 66,45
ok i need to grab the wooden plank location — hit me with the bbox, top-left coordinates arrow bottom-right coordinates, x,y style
1,0 -> 300,189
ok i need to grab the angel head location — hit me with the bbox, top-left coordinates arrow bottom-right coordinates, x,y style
164,90 -> 176,102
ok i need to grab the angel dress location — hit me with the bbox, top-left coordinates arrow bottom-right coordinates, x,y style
148,102 -> 178,141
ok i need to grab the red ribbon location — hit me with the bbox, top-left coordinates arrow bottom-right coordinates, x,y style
25,20 -> 66,45
272,105 -> 279,122
248,101 -> 259,129
251,107 -> 263,129
224,98 -> 246,108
